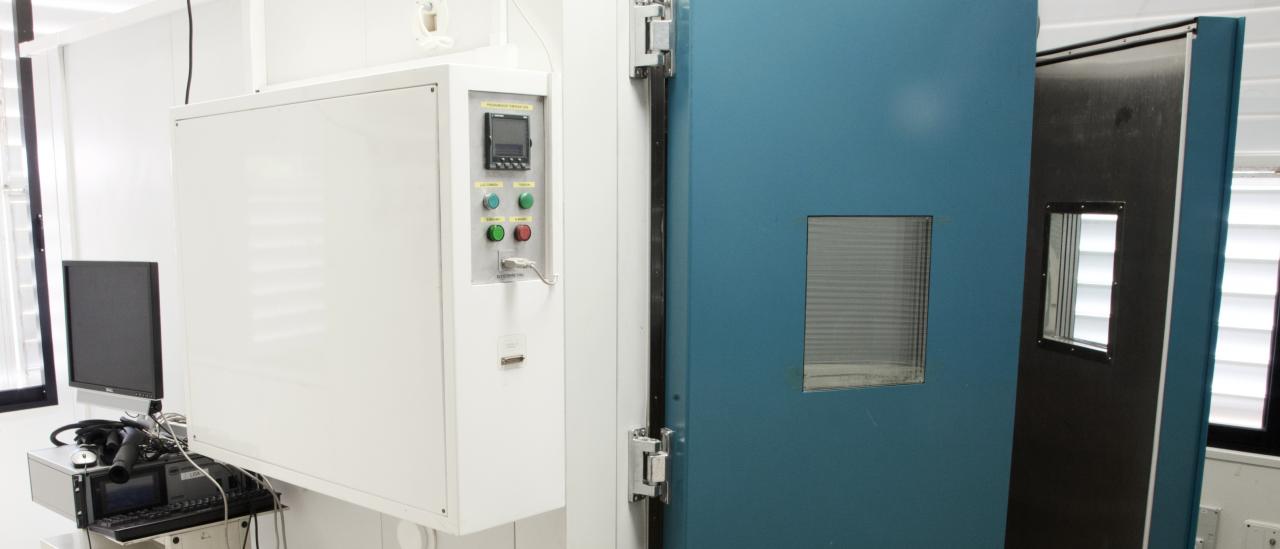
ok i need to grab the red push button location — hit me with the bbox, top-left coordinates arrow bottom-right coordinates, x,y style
514,224 -> 533,242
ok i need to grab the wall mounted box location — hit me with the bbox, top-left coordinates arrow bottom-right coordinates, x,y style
171,65 -> 563,535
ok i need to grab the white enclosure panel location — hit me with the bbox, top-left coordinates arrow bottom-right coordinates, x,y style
174,65 -> 561,536
174,85 -> 449,515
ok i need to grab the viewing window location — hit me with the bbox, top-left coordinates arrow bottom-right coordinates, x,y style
1209,171 -> 1280,456
0,0 -> 56,413
1039,203 -> 1122,360
802,216 -> 932,391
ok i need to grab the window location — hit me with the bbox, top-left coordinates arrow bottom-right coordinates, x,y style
1208,171 -> 1280,455
0,0 -> 56,412
1040,203 -> 1122,362
802,216 -> 932,391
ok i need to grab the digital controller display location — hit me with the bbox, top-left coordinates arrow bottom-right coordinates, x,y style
485,113 -> 531,170
491,117 -> 527,156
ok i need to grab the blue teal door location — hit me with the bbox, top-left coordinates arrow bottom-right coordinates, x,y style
664,3 -> 1243,547
663,1 -> 1036,547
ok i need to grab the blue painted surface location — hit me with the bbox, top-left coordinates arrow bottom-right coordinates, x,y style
1150,17 -> 1245,549
665,1 -> 1036,547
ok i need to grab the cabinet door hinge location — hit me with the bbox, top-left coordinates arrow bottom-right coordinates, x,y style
629,0 -> 674,78
629,427 -> 673,503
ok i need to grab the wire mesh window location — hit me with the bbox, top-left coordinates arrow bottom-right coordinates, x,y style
803,216 -> 932,391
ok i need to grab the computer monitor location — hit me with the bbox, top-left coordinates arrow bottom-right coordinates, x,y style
64,261 -> 163,399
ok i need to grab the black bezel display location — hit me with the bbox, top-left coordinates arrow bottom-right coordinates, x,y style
90,468 -> 166,518
485,112 -> 531,171
64,261 -> 165,400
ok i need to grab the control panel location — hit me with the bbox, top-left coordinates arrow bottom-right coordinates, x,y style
471,92 -> 547,284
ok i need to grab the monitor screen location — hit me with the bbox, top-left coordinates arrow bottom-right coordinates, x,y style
64,261 -> 163,399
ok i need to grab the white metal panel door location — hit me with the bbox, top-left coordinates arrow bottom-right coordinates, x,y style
173,86 -> 449,514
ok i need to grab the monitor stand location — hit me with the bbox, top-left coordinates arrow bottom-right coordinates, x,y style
74,389 -> 161,417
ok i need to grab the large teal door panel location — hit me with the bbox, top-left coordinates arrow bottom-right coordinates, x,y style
665,1 -> 1036,547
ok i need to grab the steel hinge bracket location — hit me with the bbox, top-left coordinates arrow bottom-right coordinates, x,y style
629,0 -> 674,78
629,427 -> 673,503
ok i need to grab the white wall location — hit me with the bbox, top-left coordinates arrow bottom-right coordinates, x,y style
1039,1 -> 1280,547
4,0 -> 648,548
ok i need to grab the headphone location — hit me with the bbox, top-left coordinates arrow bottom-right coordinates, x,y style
50,418 -> 151,480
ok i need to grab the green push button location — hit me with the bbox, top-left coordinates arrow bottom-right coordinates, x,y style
482,193 -> 501,210
518,192 -> 535,209
486,225 -> 505,242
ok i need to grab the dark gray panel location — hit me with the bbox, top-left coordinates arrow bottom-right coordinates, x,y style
1007,37 -> 1189,548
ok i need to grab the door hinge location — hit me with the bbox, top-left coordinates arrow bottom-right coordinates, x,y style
629,0 -> 674,79
629,427 -> 673,503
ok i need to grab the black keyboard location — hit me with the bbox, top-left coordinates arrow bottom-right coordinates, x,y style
89,489 -> 278,542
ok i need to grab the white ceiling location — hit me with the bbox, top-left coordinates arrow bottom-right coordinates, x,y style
0,0 -> 150,35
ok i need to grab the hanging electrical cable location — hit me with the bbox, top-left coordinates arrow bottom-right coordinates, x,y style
184,0 -> 194,104
509,0 -> 556,72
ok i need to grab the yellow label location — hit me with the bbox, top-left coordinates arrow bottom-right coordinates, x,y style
474,181 -> 504,188
481,101 -> 534,112
480,216 -> 506,223
509,216 -> 533,223
514,181 -> 537,188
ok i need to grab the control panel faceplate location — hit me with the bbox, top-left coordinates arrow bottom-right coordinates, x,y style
470,92 -> 547,284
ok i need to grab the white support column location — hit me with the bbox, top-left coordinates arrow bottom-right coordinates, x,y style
243,0 -> 266,92
492,0 -> 509,47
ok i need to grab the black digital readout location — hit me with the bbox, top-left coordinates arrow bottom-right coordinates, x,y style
99,471 -> 164,515
491,117 -> 528,156
485,113 -> 531,170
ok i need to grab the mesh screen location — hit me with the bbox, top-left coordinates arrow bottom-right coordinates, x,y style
803,217 -> 932,391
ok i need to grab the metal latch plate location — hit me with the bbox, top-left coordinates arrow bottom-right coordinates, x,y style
629,0 -> 674,78
629,427 -> 673,503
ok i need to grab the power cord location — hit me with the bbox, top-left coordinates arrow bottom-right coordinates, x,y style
260,474 -> 287,549
154,413 -> 232,549
81,470 -> 93,549
226,463 -> 285,548
501,257 -> 558,286
184,0 -> 194,104
509,0 -> 555,72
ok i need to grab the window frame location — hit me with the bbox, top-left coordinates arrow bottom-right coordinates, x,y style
1208,265 -> 1280,456
1036,201 -> 1126,364
0,0 -> 57,413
